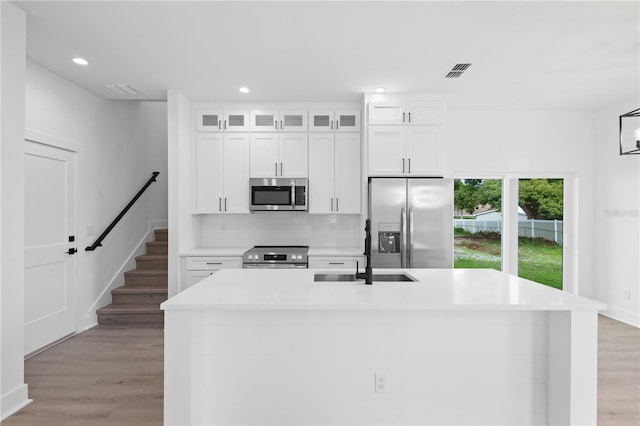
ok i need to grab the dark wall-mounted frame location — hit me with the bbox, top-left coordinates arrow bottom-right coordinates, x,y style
619,108 -> 640,155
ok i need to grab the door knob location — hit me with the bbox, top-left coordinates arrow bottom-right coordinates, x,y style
67,248 -> 77,255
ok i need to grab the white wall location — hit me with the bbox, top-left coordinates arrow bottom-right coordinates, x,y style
593,97 -> 640,327
448,109 -> 596,299
25,61 -> 168,331
1,2 -> 29,420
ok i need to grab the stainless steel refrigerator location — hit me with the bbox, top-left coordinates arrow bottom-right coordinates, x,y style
369,178 -> 453,268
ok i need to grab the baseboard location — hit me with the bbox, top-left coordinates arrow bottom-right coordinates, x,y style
81,219 -> 167,329
601,305 -> 640,328
1,384 -> 31,421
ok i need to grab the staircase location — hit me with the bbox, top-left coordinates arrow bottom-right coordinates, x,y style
97,228 -> 168,325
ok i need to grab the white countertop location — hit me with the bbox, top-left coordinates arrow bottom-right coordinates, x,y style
162,268 -> 606,312
181,247 -> 363,257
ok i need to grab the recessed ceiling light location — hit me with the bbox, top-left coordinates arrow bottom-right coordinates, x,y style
374,87 -> 386,93
239,87 -> 250,93
72,57 -> 88,66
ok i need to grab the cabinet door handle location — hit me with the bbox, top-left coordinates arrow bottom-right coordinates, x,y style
275,120 -> 278,130
331,198 -> 333,212
280,120 -> 283,130
224,120 -> 227,130
218,120 -> 221,130
336,198 -> 339,212
408,158 -> 411,174
224,197 -> 228,211
275,162 -> 278,176
336,120 -> 339,130
219,197 -> 222,212
280,162 -> 283,176
330,120 -> 333,130
402,158 -> 405,173
402,112 -> 405,123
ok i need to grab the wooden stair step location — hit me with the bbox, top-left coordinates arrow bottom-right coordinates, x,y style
124,269 -> 167,287
145,240 -> 168,255
135,254 -> 168,270
153,228 -> 168,241
111,286 -> 168,305
97,303 -> 164,325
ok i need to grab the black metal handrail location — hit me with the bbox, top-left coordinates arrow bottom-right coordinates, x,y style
85,171 -> 160,251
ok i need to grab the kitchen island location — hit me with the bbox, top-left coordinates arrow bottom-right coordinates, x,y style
162,268 -> 605,425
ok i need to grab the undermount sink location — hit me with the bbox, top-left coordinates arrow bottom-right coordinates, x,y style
314,273 -> 417,283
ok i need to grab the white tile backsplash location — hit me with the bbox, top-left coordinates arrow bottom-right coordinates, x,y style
199,213 -> 363,248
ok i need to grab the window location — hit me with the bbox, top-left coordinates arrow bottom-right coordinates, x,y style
453,179 -> 503,271
517,178 -> 564,289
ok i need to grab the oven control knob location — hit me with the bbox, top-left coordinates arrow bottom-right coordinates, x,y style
291,254 -> 296,260
296,255 -> 302,260
248,255 -> 254,260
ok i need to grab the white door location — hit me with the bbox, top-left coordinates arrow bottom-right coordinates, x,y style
308,110 -> 335,132
222,134 -> 250,213
334,133 -> 361,214
308,133 -> 335,214
367,101 -> 404,125
250,133 -> 279,177
406,127 -> 444,176
368,126 -> 405,176
195,134 -> 223,213
24,141 -> 76,356
279,133 -> 308,178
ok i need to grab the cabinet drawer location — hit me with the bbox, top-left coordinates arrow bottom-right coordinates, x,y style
309,256 -> 365,269
186,256 -> 242,270
185,270 -> 217,289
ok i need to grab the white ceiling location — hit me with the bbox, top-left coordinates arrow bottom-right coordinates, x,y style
13,0 -> 640,110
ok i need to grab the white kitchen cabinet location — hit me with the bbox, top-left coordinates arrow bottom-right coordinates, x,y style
368,100 -> 444,126
368,126 -> 444,177
250,110 -> 307,132
309,133 -> 360,214
309,132 -> 361,214
309,109 -> 360,132
308,256 -> 365,269
196,109 -> 249,132
250,133 -> 308,178
194,133 -> 250,213
184,256 -> 243,289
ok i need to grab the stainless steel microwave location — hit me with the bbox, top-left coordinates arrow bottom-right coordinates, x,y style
249,178 -> 308,211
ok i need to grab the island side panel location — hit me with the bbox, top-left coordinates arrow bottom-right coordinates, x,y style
168,309 -> 548,425
548,310 -> 599,425
164,310 -> 194,425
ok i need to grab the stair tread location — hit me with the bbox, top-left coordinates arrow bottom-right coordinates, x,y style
154,228 -> 168,233
125,269 -> 167,275
112,286 -> 167,294
97,304 -> 163,314
135,254 -> 167,260
146,241 -> 168,245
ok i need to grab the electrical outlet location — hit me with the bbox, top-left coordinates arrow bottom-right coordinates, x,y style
86,225 -> 94,237
624,289 -> 631,300
375,373 -> 387,393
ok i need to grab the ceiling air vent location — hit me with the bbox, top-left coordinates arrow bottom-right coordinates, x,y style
444,63 -> 472,79
105,83 -> 140,96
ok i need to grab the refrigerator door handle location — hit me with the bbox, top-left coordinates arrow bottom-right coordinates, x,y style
408,207 -> 414,268
400,207 -> 407,268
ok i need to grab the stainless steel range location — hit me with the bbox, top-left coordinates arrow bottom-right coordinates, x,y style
243,245 -> 309,269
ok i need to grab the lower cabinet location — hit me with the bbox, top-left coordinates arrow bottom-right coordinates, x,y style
308,256 -> 365,269
183,256 -> 242,290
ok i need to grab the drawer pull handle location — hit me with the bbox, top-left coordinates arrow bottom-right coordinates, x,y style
206,262 -> 223,265
329,262 -> 344,265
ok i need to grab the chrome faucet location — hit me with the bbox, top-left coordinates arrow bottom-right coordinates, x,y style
355,219 -> 373,285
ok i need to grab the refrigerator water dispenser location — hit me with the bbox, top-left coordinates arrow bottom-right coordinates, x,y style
378,223 -> 400,253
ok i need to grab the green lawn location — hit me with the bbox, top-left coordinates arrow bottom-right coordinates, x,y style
454,230 -> 563,289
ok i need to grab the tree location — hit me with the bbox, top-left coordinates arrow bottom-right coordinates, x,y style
454,179 -> 502,215
518,179 -> 563,220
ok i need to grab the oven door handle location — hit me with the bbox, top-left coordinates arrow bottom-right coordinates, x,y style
243,263 -> 308,269
291,183 -> 295,210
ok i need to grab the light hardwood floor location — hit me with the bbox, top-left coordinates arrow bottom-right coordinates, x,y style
4,315 -> 639,425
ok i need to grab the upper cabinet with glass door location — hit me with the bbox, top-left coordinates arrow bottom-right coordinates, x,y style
250,110 -> 308,132
309,109 -> 361,132
368,100 -> 445,126
196,109 -> 250,132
